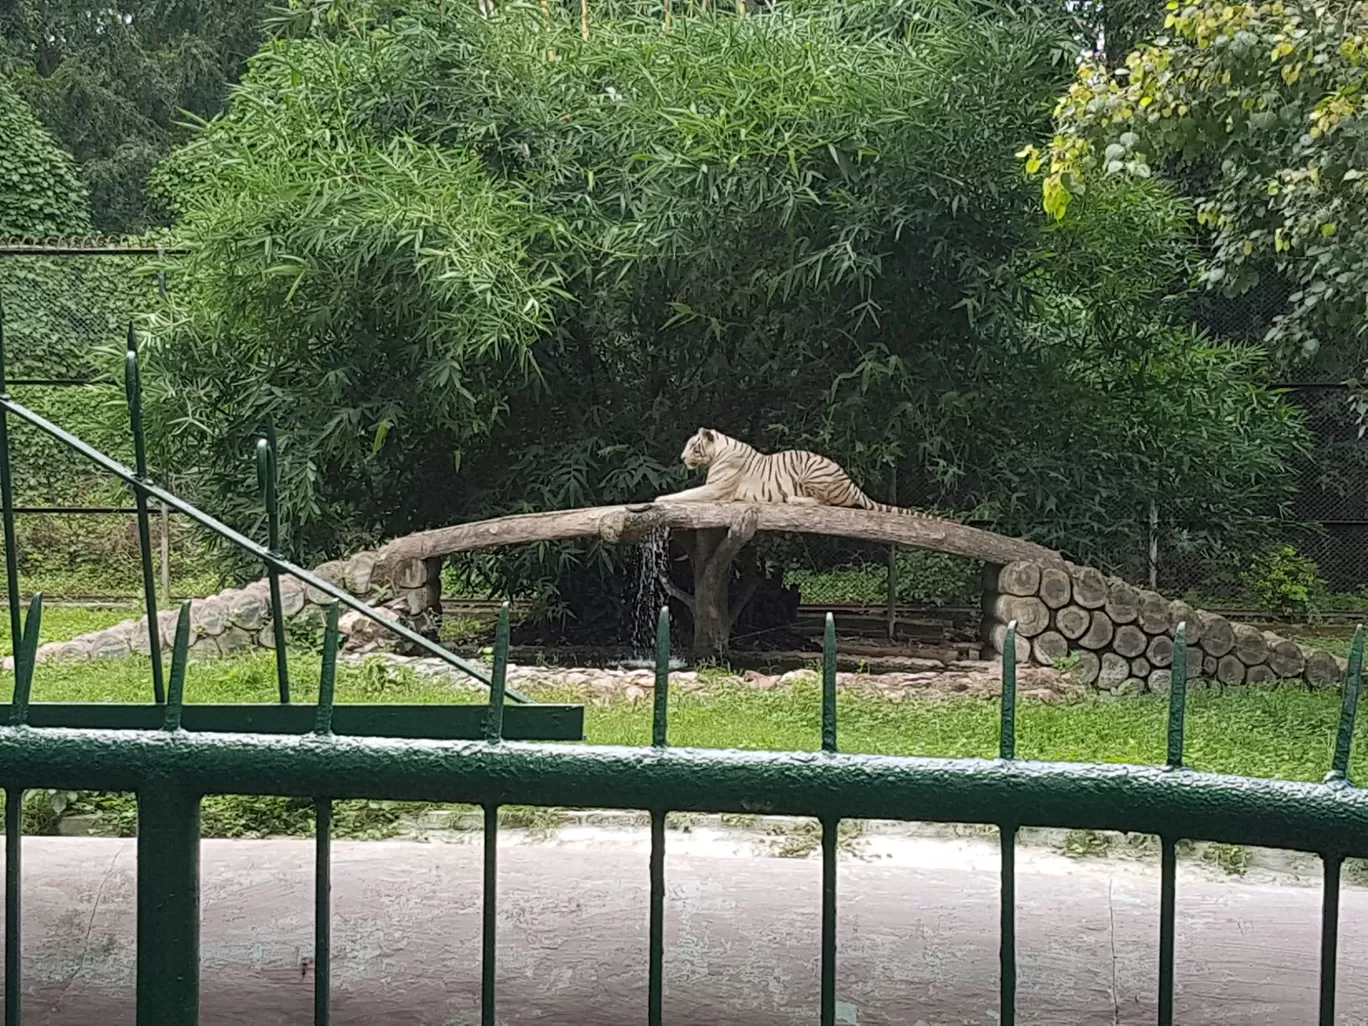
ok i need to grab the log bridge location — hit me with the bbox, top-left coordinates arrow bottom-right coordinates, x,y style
374,502 -> 1062,660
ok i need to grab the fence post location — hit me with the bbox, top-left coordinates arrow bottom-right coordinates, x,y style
136,783 -> 201,1025
1148,501 -> 1159,590
886,465 -> 897,639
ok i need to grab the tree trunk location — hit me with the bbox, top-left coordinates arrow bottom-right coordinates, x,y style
1112,624 -> 1147,658
1104,581 -> 1139,624
681,510 -> 761,661
991,595 -> 1049,637
1038,568 -> 1072,609
997,561 -> 1042,597
1032,631 -> 1069,666
1070,566 -> 1108,609
1079,610 -> 1114,650
1232,623 -> 1268,666
1054,605 -> 1089,641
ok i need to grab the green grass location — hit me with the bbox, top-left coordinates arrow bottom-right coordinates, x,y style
7,649 -> 1364,841
0,602 -> 140,648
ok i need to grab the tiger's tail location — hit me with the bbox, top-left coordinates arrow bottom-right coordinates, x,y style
851,486 -> 939,520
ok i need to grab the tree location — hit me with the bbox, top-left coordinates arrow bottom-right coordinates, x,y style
1022,0 -> 1368,372
0,0 -> 269,234
0,76 -> 90,237
143,0 -> 1308,626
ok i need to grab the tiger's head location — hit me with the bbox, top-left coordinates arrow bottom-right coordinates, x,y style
681,428 -> 719,469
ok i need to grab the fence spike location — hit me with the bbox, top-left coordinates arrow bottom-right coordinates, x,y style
1166,622 -> 1189,770
485,601 -> 509,743
257,435 -> 291,703
1328,624 -> 1364,783
1000,619 -> 1017,760
162,601 -> 193,731
314,602 -> 340,736
9,593 -> 41,726
0,303 -> 20,659
649,604 -> 670,1025
125,333 -> 165,704
653,606 -> 670,748
822,612 -> 837,754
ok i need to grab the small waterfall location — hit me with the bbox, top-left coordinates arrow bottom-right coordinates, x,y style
628,527 -> 672,661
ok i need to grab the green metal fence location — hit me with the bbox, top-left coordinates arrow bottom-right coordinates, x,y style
1,309 -> 1368,1025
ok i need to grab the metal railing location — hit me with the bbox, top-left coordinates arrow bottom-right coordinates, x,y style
0,605 -> 1366,1024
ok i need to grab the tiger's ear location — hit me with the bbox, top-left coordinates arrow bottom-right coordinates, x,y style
699,428 -> 715,441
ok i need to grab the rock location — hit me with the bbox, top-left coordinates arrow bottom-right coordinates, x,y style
89,630 -> 132,659
190,635 -> 221,658
192,597 -> 228,636
624,685 -> 646,704
228,591 -> 269,632
1021,688 -> 1061,705
1098,652 -> 1129,689
313,560 -> 348,586
217,626 -> 254,654
344,553 -> 378,596
278,578 -> 307,617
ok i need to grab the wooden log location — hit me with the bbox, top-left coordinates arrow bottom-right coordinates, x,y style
378,502 -> 1065,573
1098,652 -> 1129,689
1071,650 -> 1101,685
1104,580 -> 1139,625
1145,634 -> 1173,668
1078,610 -> 1114,650
1054,605 -> 1089,641
987,623 -> 1030,664
1148,669 -> 1171,693
997,561 -> 1042,597
1167,601 -> 1202,644
1266,635 -> 1305,679
1304,648 -> 1341,687
1137,591 -> 1169,634
1039,568 -> 1072,610
1032,631 -> 1069,666
1245,664 -> 1276,686
1130,656 -> 1150,678
991,595 -> 1050,637
1070,566 -> 1108,609
1198,613 -> 1234,658
1232,624 -> 1268,666
1216,655 -> 1246,685
1202,655 -> 1218,678
1112,624 -> 1147,658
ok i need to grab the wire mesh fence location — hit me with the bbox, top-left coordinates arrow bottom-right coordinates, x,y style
0,239 -> 218,603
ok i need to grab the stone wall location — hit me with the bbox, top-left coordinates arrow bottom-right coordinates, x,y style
981,560 -> 1346,692
16,548 -> 447,669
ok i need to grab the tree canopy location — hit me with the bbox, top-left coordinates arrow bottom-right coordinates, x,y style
1025,0 -> 1368,371
139,0 -> 1306,606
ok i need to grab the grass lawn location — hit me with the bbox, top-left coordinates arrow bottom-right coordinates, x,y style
0,602 -> 141,649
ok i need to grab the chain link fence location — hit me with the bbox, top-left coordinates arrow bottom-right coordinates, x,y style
0,239 -> 218,603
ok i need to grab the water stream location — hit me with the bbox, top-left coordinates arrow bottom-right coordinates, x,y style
625,527 -> 684,668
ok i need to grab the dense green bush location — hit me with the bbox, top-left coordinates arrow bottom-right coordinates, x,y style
138,0 -> 1308,615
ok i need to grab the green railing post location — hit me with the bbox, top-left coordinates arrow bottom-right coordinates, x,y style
820,612 -> 838,1026
0,304 -> 22,663
999,619 -> 1017,1026
136,784 -> 201,1025
1319,626 -> 1361,1026
125,327 -> 165,704
5,595 -> 40,1026
256,430 -> 290,703
482,602 -> 510,1026
314,602 -> 340,1026
649,605 -> 670,1026
1159,621 -> 1189,1026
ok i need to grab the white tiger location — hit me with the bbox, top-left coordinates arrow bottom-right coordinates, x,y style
654,428 -> 935,518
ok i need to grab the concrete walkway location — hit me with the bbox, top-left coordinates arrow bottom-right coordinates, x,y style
7,835 -> 1368,1025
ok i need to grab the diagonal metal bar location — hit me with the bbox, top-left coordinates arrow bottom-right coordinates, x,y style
0,395 -> 528,701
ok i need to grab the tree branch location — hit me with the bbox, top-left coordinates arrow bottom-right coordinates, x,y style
662,577 -> 696,613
